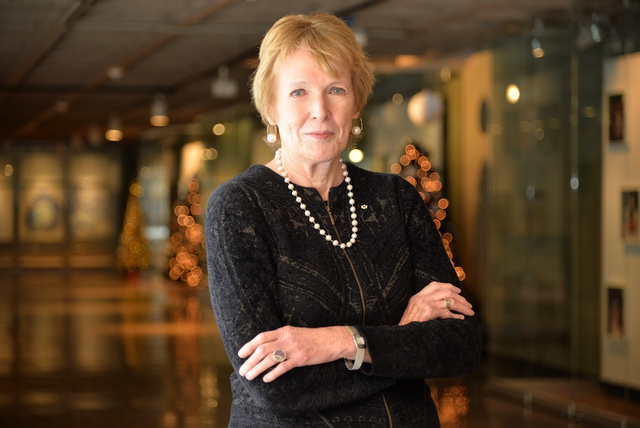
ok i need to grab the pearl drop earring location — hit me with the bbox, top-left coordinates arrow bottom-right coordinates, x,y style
351,117 -> 363,136
266,124 -> 277,143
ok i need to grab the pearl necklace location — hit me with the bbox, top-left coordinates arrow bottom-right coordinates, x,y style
275,149 -> 358,249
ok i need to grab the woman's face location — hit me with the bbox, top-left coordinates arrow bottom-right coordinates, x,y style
270,48 -> 359,165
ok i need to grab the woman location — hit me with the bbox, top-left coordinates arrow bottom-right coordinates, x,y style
206,11 -> 481,427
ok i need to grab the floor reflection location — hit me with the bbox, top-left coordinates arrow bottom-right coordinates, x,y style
1,270 -> 639,428
0,271 -> 232,428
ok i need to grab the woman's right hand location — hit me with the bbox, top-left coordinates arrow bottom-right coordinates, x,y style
398,281 -> 474,326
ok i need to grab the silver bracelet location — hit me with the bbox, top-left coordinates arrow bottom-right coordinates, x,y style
344,325 -> 366,370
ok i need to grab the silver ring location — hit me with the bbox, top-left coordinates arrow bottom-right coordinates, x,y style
444,298 -> 452,310
272,349 -> 286,363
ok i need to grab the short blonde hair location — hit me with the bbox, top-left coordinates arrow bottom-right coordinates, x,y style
251,11 -> 374,126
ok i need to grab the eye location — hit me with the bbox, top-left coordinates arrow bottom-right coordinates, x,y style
330,87 -> 346,95
290,89 -> 305,97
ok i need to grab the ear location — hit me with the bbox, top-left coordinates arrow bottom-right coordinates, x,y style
352,110 -> 361,120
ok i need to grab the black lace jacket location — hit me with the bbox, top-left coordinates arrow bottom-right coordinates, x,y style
206,163 -> 481,427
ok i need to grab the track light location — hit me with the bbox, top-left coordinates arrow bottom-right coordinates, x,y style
576,12 -> 604,51
531,19 -> 545,58
590,13 -> 602,43
150,93 -> 169,127
211,65 -> 238,99
105,113 -> 123,142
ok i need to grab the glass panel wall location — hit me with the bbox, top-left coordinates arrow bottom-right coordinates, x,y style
485,2 -> 640,423
489,35 -> 581,375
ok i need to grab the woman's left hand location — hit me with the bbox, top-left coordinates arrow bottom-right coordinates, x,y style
398,281 -> 474,325
237,325 -> 353,383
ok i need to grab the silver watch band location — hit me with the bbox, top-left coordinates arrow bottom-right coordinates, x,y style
345,325 -> 366,370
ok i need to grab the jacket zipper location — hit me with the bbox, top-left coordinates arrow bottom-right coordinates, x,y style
382,392 -> 394,428
325,203 -> 366,325
325,202 -> 393,428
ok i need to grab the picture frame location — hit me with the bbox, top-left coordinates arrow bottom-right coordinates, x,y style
18,183 -> 65,243
607,287 -> 624,338
608,94 -> 624,143
622,189 -> 639,243
70,185 -> 115,241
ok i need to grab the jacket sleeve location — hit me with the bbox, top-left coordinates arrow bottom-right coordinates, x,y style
359,177 -> 482,379
205,180 -> 395,415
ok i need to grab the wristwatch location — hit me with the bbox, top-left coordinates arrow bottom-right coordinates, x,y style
345,325 -> 366,370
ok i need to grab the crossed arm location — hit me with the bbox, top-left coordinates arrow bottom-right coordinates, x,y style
238,280 -> 474,383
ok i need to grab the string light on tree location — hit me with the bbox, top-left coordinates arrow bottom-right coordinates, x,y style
117,181 -> 150,275
168,178 -> 207,287
392,143 -> 466,281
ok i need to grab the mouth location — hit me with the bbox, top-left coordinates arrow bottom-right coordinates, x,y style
305,130 -> 334,139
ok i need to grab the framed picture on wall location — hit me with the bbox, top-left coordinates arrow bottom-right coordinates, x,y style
607,287 -> 624,338
70,185 -> 116,241
19,183 -> 65,243
608,94 -> 624,143
622,189 -> 639,242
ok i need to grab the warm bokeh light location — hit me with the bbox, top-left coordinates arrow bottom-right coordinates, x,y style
105,129 -> 123,142
395,55 -> 421,69
432,384 -> 470,424
506,84 -> 520,104
150,115 -> 169,127
212,123 -> 225,135
130,182 -> 144,197
201,148 -> 218,161
531,38 -> 545,58
169,178 -> 206,287
348,149 -> 364,163
392,143 -> 466,281
117,181 -> 150,273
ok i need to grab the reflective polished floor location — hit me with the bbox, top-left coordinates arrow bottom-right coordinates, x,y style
1,270 -> 638,428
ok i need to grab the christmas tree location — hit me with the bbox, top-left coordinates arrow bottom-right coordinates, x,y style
168,177 -> 207,287
116,181 -> 150,274
392,143 -> 465,281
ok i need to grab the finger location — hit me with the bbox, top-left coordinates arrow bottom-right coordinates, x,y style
238,330 -> 279,358
242,344 -> 289,380
244,354 -> 279,381
422,281 -> 462,294
239,343 -> 273,377
417,284 -> 463,301
445,298 -> 475,317
446,310 -> 466,320
263,360 -> 294,383
448,296 -> 474,311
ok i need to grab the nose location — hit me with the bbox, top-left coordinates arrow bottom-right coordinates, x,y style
310,93 -> 330,121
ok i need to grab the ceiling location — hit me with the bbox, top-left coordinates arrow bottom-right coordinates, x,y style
0,0 -> 626,144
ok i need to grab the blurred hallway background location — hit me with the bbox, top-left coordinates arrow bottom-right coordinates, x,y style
2,1 -> 640,426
